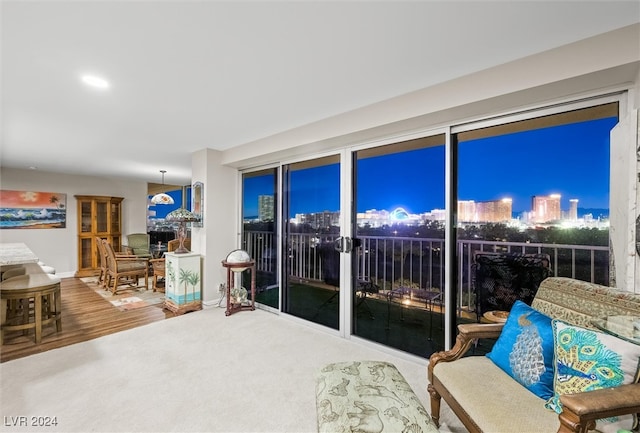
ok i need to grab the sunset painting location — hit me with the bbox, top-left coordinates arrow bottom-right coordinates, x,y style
0,190 -> 66,229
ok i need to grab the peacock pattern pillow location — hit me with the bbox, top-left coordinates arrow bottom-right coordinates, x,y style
486,300 -> 555,399
546,319 -> 640,433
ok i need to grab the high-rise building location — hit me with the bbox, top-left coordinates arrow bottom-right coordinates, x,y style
258,195 -> 274,221
458,200 -> 476,222
475,198 -> 512,222
531,194 -> 561,222
569,199 -> 579,221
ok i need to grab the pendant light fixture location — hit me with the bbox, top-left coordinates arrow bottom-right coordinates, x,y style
150,170 -> 175,205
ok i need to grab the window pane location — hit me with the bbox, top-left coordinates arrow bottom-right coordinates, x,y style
242,169 -> 279,309
354,134 -> 446,357
455,104 -> 617,353
283,158 -> 341,329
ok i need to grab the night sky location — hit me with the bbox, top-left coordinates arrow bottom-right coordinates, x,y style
242,116 -> 616,219
149,189 -> 188,219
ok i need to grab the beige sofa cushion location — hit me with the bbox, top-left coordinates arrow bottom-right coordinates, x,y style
532,277 -> 640,328
434,356 -> 559,433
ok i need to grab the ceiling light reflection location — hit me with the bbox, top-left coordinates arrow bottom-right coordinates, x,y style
81,74 -> 110,89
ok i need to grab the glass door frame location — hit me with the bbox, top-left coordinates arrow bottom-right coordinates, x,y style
240,91 -> 627,356
348,128 -> 454,351
259,129 -> 455,344
243,127 -> 457,349
277,150 -> 352,336
240,164 -> 283,314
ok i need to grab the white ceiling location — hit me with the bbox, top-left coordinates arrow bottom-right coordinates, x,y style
2,1 -> 639,186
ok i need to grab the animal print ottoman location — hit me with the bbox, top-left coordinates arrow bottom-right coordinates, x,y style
315,361 -> 439,433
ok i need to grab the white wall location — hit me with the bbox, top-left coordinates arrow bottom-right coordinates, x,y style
222,24 -> 640,170
191,149 -> 238,306
0,168 -> 148,276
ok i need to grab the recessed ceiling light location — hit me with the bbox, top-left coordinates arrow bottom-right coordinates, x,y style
81,74 -> 110,89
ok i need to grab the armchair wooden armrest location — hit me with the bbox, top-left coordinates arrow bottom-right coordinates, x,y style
115,255 -> 146,261
122,245 -> 134,255
557,383 -> 640,433
428,323 -> 504,380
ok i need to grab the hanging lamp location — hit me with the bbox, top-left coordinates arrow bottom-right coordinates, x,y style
150,170 -> 175,205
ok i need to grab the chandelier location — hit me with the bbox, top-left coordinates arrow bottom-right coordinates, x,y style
150,170 -> 174,205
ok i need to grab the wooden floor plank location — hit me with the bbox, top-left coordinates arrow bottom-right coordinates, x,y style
1,277 -> 174,363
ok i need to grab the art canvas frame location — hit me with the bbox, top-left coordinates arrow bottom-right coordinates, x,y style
191,182 -> 203,227
0,190 -> 67,229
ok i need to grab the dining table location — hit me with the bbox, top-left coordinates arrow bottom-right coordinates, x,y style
0,243 -> 39,266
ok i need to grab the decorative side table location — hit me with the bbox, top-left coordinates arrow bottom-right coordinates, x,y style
221,258 -> 256,316
164,252 -> 202,314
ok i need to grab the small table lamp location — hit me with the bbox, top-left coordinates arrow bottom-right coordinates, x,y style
166,208 -> 199,254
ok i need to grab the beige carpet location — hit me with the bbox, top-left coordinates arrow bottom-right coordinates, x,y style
0,306 -> 466,433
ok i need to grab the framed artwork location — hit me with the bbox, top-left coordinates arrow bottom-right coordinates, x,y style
0,190 -> 67,229
192,182 -> 203,227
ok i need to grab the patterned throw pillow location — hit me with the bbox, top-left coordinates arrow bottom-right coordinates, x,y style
486,300 -> 555,399
546,320 -> 640,433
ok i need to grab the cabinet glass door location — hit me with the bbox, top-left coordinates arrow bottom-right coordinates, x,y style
80,201 -> 92,233
80,238 -> 92,269
110,201 -> 120,233
96,201 -> 108,233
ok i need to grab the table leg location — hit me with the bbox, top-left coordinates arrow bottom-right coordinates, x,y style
34,294 -> 42,344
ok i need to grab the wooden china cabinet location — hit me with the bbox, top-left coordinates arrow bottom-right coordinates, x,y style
75,195 -> 123,277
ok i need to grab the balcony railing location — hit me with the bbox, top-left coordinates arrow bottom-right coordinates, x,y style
242,230 -> 609,313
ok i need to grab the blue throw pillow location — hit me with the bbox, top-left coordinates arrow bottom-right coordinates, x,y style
486,300 -> 555,399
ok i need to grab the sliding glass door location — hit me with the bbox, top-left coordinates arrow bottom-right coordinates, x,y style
453,101 -> 617,352
242,168 -> 279,309
352,134 -> 447,357
241,93 -> 621,358
282,156 -> 342,330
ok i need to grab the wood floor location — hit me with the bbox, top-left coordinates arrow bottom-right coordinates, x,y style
1,277 -> 174,363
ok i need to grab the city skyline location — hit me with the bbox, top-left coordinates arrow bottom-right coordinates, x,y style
243,115 -> 615,219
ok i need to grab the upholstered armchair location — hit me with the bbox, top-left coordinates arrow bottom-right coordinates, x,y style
102,239 -> 149,295
123,233 -> 152,259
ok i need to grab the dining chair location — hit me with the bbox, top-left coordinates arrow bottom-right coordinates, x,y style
168,238 -> 191,252
95,237 -> 108,288
103,240 -> 149,295
149,258 -> 166,292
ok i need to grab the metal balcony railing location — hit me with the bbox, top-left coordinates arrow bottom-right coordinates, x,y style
242,230 -> 609,313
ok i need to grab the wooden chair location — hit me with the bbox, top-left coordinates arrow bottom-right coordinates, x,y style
168,238 -> 190,252
102,239 -> 149,295
149,258 -> 165,292
95,237 -> 108,288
